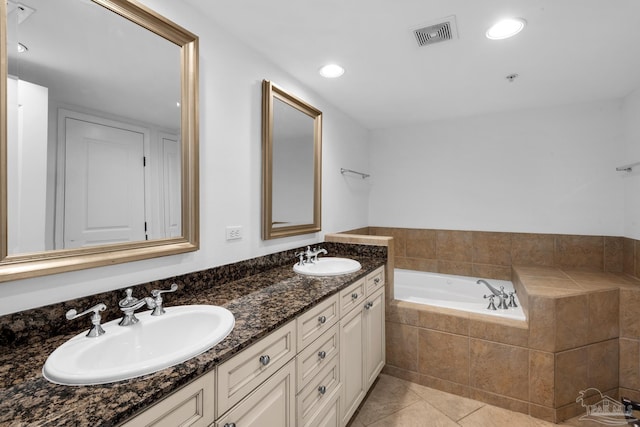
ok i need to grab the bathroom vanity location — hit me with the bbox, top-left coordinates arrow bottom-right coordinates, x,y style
0,243 -> 387,426
121,266 -> 385,427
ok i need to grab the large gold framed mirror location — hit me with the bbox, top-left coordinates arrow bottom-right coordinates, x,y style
262,80 -> 322,240
0,0 -> 199,282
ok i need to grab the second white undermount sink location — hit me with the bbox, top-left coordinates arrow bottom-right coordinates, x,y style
42,305 -> 234,386
294,257 -> 362,276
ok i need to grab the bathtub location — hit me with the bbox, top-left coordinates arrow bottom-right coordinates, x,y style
394,269 -> 526,321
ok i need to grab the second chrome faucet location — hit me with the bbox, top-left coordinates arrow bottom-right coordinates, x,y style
118,284 -> 179,326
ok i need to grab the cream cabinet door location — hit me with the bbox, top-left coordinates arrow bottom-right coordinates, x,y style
216,360 -> 296,427
339,304 -> 365,426
119,370 -> 215,427
364,288 -> 385,389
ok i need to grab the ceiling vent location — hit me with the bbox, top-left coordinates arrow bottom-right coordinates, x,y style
412,16 -> 458,47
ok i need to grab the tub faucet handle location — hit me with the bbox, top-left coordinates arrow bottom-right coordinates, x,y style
508,291 -> 518,308
484,294 -> 497,311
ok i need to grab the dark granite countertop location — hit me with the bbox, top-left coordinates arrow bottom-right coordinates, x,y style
0,254 -> 385,427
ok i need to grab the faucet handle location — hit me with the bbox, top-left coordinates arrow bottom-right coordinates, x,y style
508,291 -> 518,308
483,294 -> 497,311
66,303 -> 107,337
150,283 -> 178,316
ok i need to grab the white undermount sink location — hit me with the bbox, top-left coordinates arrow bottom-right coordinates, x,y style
42,305 -> 234,386
293,257 -> 362,276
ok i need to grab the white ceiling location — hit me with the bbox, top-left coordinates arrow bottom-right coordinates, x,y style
184,0 -> 640,129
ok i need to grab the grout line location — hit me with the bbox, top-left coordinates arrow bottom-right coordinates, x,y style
455,404 -> 486,424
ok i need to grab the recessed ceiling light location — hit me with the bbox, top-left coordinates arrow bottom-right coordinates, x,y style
319,64 -> 345,78
486,18 -> 526,40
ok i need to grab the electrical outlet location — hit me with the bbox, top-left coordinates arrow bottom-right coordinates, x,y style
226,226 -> 242,240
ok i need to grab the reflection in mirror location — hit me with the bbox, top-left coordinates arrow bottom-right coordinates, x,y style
262,80 -> 322,240
0,0 -> 199,281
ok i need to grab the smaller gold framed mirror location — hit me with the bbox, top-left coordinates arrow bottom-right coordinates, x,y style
262,80 -> 322,240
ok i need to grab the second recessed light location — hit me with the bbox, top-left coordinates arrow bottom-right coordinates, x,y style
319,64 -> 345,78
486,18 -> 526,40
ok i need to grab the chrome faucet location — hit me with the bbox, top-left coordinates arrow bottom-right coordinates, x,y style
118,288 -> 156,326
66,303 -> 107,337
296,246 -> 328,265
478,279 -> 509,310
150,283 -> 178,316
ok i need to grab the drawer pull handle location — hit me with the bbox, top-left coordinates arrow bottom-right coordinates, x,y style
318,315 -> 327,324
259,355 -> 271,366
374,277 -> 381,284
318,385 -> 327,395
318,350 -> 327,359
224,424 -> 236,427
351,293 -> 359,300
364,301 -> 373,310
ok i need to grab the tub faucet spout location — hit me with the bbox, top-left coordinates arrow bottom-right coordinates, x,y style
478,279 -> 509,309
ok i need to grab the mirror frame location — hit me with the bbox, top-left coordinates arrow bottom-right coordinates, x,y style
0,0 -> 199,282
262,80 -> 322,240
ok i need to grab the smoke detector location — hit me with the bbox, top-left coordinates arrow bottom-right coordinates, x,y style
412,16 -> 458,47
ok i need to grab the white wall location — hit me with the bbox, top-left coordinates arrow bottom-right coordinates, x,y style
0,0 -> 370,315
622,89 -> 640,240
369,100 -> 626,236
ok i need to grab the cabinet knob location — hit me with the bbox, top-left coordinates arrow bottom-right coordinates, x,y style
351,293 -> 359,300
318,315 -> 327,324
259,355 -> 270,366
318,385 -> 327,395
374,277 -> 381,284
318,350 -> 327,359
364,301 -> 373,310
224,424 -> 236,427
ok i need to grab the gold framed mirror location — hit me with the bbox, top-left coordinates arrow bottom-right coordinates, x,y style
262,80 -> 322,240
0,0 -> 199,282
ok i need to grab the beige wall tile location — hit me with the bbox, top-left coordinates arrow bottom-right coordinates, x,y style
472,264 -> 512,281
386,301 -> 420,326
405,228 -> 437,259
636,240 -> 640,279
513,265 -> 569,279
418,309 -> 469,336
619,387 -> 640,403
382,364 -> 422,385
555,294 -> 589,351
469,339 -> 529,400
554,235 -> 604,271
418,329 -> 469,385
528,296 -> 556,352
511,233 -> 555,267
620,289 -> 640,339
395,257 -> 438,272
436,230 -> 473,262
587,289 -> 619,343
623,238 -> 636,276
372,227 -> 407,257
604,236 -> 624,272
438,260 -> 473,276
529,350 -> 555,407
555,347 -> 588,407
587,339 -> 618,392
468,317 -> 528,347
472,231 -> 512,266
619,338 -> 640,390
386,322 -> 419,372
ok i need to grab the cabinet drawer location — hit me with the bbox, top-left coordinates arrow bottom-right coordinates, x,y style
296,322 -> 339,391
297,294 -> 339,350
365,266 -> 385,296
297,355 -> 341,427
120,370 -> 215,427
339,278 -> 365,316
215,360 -> 296,427
217,320 -> 296,416
307,388 -> 341,427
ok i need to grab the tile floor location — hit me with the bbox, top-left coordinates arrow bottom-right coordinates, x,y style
349,374 -> 622,427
